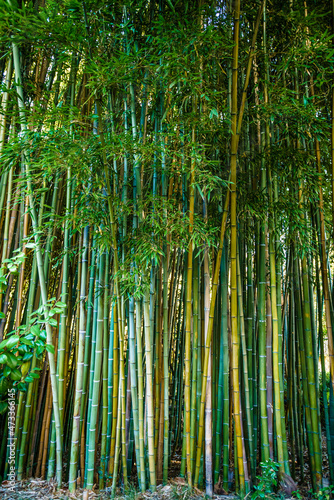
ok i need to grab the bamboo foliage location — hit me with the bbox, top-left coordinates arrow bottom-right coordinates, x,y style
0,0 -> 333,497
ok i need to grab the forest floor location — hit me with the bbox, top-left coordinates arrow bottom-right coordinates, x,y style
0,440 -> 332,500
0,474 -> 328,500
0,477 -> 264,500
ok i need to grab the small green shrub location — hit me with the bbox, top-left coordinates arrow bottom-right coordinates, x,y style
0,251 -> 65,413
249,459 -> 281,500
310,485 -> 334,500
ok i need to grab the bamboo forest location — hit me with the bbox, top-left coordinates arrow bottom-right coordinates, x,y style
0,0 -> 334,498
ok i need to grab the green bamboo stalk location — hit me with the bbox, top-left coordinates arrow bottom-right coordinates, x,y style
144,291 -> 157,491
128,296 -> 144,489
11,35 -> 62,487
184,125 -> 196,487
135,298 -> 146,489
190,254 -> 199,474
86,251 -> 106,488
203,231 -> 213,497
230,0 -> 245,492
100,253 -> 110,487
69,226 -> 88,491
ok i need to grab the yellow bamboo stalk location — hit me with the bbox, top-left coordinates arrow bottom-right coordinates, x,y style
185,125 -> 196,486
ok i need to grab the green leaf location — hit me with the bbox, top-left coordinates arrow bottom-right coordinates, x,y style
22,352 -> 33,361
16,382 -> 26,392
10,368 -> 21,381
31,325 -> 40,336
34,305 -> 44,315
55,301 -> 67,308
0,353 -> 8,364
20,337 -> 33,346
209,108 -> 218,119
45,344 -> 55,354
0,335 -> 20,350
4,366 -> 11,377
0,401 -> 8,414
24,333 -> 34,341
5,353 -> 18,369
51,307 -> 63,314
18,345 -> 28,354
0,377 -> 10,394
36,346 -> 44,358
39,330 -> 47,341
195,183 -> 205,200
